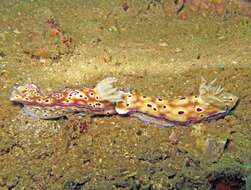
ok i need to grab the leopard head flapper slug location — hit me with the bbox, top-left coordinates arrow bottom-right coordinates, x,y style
10,77 -> 124,119
115,78 -> 238,127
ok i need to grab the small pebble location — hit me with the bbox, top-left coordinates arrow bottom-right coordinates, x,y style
13,29 -> 21,34
218,63 -> 225,70
159,42 -> 168,47
169,130 -> 179,145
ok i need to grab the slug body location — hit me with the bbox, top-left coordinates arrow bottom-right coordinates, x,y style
115,79 -> 238,127
10,78 -> 123,119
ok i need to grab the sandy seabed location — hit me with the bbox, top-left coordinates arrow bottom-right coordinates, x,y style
0,0 -> 251,189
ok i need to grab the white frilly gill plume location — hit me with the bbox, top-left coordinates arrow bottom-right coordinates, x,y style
95,77 -> 125,103
199,77 -> 238,109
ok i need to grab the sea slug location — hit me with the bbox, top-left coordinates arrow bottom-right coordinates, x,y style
115,78 -> 238,127
10,78 -> 123,119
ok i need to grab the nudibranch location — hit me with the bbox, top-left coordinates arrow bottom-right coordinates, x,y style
115,78 -> 238,127
10,78 -> 123,119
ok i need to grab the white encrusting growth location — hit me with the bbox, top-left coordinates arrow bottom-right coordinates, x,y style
95,77 -> 124,103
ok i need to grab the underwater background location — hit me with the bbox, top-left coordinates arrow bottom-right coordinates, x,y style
0,0 -> 251,189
